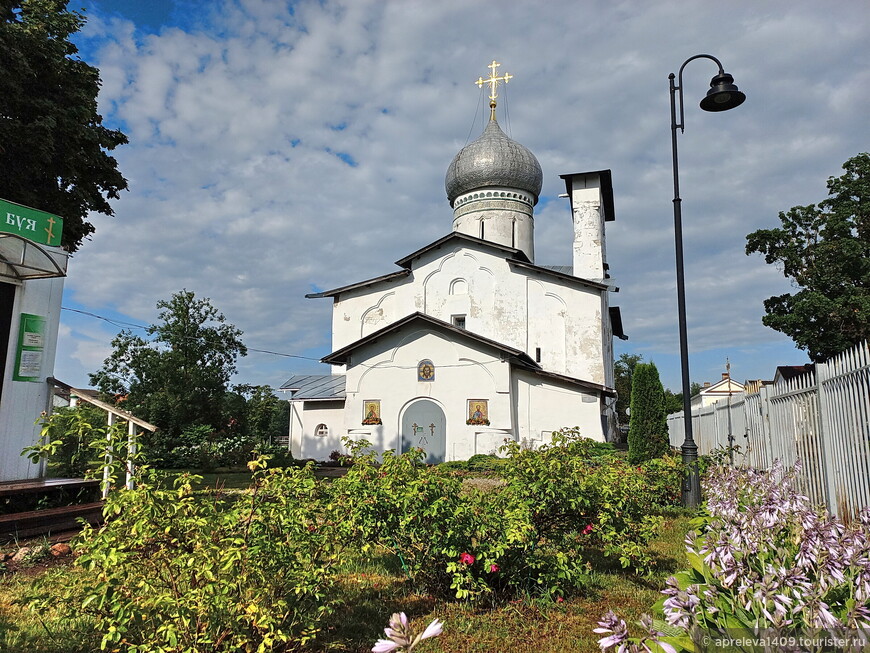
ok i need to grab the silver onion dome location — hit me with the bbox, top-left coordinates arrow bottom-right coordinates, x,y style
445,117 -> 543,207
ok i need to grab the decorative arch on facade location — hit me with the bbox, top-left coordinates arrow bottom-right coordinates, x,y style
360,292 -> 395,338
449,278 -> 468,295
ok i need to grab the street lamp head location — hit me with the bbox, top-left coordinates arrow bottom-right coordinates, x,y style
699,72 -> 746,112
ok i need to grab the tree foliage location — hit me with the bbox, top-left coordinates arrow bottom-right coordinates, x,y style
0,0 -> 128,251
627,362 -> 670,464
746,153 -> 870,361
90,290 -> 247,436
614,353 -> 643,427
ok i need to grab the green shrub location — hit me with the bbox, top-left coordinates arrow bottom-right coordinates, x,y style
23,404 -> 108,478
627,362 -> 670,464
329,432 -> 665,603
40,459 -> 341,652
636,454 -> 685,507
500,430 -> 663,575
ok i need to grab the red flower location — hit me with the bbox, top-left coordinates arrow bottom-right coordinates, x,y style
459,552 -> 475,565
556,596 -> 565,603
489,564 -> 500,573
583,524 -> 594,535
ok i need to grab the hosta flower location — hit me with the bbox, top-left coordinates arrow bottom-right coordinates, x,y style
372,612 -> 443,652
594,610 -> 629,650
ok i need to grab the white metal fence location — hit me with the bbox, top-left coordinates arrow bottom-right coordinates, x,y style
667,341 -> 870,521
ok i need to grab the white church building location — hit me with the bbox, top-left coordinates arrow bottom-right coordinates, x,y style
282,63 -> 625,463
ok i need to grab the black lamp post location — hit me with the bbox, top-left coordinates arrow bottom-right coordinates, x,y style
669,54 -> 745,508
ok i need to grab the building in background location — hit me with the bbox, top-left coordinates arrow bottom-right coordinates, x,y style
0,199 -> 68,482
282,63 -> 624,462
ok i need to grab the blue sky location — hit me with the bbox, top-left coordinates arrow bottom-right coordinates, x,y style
53,0 -> 870,393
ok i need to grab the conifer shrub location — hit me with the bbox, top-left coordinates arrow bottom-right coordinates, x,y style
627,362 -> 670,464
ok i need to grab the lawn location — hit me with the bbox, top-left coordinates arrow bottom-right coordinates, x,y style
0,509 -> 691,652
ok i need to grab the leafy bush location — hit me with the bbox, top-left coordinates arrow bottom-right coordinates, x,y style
636,454 -> 684,508
438,454 -> 508,475
330,431 -> 666,603
500,430 -> 663,575
29,459 -> 342,652
23,404 -> 108,478
253,442 -> 294,468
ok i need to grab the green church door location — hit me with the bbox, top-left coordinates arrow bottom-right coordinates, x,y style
401,400 -> 446,464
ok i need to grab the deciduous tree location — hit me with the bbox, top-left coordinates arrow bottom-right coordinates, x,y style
746,153 -> 870,361
0,0 -> 128,251
91,291 -> 247,436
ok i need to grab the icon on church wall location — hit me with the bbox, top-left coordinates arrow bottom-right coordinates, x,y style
417,359 -> 435,382
362,400 -> 382,425
466,399 -> 490,426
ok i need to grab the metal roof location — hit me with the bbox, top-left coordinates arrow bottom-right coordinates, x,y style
321,312 -> 539,370
540,264 -> 573,275
394,231 -> 531,268
279,374 -> 346,400
507,259 -> 609,291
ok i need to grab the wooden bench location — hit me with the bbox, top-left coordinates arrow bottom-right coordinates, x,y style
0,502 -> 104,540
0,478 -> 100,498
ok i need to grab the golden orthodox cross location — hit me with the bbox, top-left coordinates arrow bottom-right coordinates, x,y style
44,216 -> 57,243
476,60 -> 512,118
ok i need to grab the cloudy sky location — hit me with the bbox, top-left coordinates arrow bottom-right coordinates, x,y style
55,0 -> 870,394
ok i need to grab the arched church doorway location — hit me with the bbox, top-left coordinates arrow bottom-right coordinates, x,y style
400,399 -> 446,464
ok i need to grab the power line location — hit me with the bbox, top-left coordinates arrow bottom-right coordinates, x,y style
61,306 -> 504,370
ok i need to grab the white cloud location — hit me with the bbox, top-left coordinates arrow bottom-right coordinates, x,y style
59,0 -> 870,392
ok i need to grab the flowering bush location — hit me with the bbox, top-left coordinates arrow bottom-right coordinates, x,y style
500,430 -> 664,574
597,460 -> 870,651
28,458 -> 343,652
330,431 -> 668,603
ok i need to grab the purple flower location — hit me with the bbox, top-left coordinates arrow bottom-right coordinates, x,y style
594,610 -> 629,650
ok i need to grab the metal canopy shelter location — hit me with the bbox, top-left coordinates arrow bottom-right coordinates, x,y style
0,233 -> 68,281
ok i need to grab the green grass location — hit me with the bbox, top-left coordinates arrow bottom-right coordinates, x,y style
0,501 -> 692,653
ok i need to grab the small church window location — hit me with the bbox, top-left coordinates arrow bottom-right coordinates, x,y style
452,315 -> 466,329
314,423 -> 329,437
417,359 -> 435,382
535,347 -> 541,363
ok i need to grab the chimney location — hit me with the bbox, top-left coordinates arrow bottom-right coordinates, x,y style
722,372 -> 729,380
703,382 -> 711,389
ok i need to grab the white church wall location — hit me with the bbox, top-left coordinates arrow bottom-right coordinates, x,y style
291,400 -> 345,460
327,239 -> 612,391
514,369 -> 605,446
339,327 -> 515,462
527,274 -> 607,386
0,276 -> 65,482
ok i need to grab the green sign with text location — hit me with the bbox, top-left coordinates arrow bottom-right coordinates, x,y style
0,198 -> 63,247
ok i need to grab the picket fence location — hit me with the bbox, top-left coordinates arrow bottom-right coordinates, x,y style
667,341 -> 870,521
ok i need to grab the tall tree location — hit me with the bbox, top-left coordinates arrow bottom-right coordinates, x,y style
0,0 -> 128,251
746,153 -> 870,361
614,352 -> 643,427
91,291 -> 247,436
627,362 -> 670,464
